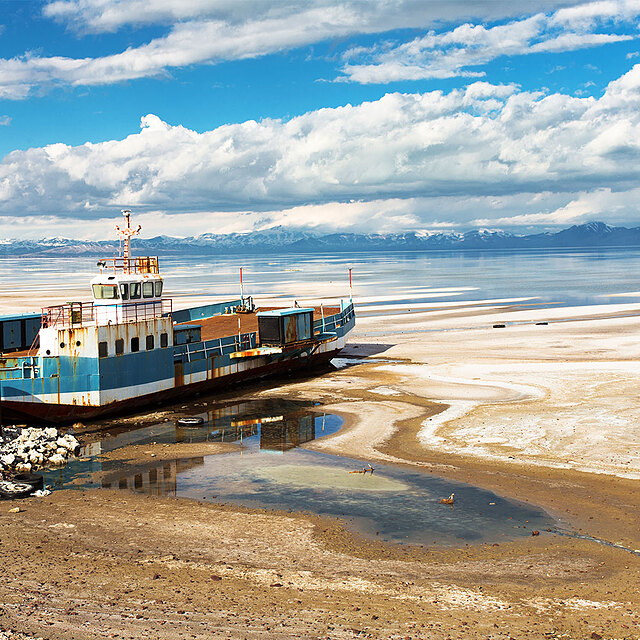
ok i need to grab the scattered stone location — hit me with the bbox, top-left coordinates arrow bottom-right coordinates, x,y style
8,507 -> 21,513
531,530 -> 540,536
0,426 -> 80,473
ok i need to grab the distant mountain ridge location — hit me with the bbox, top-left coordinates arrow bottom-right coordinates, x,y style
3,221 -> 640,256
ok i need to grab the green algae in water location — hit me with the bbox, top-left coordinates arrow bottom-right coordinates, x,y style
253,464 -> 411,493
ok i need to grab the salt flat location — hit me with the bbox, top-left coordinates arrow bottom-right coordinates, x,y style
349,300 -> 640,479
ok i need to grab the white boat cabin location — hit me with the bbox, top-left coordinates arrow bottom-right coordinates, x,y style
91,272 -> 163,305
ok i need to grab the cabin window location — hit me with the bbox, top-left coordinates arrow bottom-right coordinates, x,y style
131,337 -> 140,352
154,281 -> 163,297
92,284 -> 119,299
120,283 -> 129,300
160,332 -> 168,348
146,335 -> 154,350
130,282 -> 141,299
142,281 -> 154,298
98,341 -> 108,358
115,338 -> 124,355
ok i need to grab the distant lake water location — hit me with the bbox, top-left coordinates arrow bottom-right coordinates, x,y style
2,247 -> 640,314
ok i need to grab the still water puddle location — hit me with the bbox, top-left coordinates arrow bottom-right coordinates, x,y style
48,399 -> 555,546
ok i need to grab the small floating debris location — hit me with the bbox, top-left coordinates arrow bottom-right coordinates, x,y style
536,322 -> 549,326
176,416 -> 205,427
492,323 -> 506,329
438,493 -> 455,505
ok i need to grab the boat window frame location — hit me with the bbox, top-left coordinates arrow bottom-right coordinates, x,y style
142,281 -> 154,298
119,283 -> 129,300
160,332 -> 168,348
131,336 -> 140,353
146,334 -> 154,351
115,338 -> 124,356
130,282 -> 141,300
154,280 -> 163,297
92,284 -> 119,300
98,341 -> 108,358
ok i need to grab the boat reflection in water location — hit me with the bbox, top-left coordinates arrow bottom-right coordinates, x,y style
98,409 -> 321,495
52,399 -> 335,497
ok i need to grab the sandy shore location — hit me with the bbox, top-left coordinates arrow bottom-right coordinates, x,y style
1,298 -> 639,639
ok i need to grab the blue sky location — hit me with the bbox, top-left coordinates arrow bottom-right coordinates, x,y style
0,0 -> 639,239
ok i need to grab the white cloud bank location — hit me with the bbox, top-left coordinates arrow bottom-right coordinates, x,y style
43,0 -> 585,34
2,65 -> 640,236
0,0 -> 594,99
340,0 -> 640,83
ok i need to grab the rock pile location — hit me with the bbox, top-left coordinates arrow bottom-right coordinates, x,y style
0,427 -> 80,474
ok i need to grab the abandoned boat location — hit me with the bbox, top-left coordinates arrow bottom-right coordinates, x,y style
0,211 -> 355,423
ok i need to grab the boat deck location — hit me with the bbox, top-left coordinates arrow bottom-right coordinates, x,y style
179,307 -> 339,342
0,348 -> 32,359
0,307 -> 340,358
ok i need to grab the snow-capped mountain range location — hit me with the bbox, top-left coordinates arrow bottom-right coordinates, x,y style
2,222 -> 639,256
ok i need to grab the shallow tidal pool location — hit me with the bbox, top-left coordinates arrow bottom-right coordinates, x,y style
48,398 -> 555,546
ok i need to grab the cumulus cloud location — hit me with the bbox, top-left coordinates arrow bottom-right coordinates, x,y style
339,0 -> 638,83
1,65 -> 640,235
0,0 -> 588,98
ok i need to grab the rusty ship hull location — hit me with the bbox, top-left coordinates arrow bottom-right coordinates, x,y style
0,300 -> 354,425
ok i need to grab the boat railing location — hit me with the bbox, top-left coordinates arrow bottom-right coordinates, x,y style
313,302 -> 355,335
0,356 -> 40,380
174,331 -> 258,363
97,256 -> 160,274
42,299 -> 173,329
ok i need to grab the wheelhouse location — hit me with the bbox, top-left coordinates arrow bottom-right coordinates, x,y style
90,273 -> 163,305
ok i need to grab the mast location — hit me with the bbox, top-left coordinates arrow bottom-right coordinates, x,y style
115,209 -> 141,273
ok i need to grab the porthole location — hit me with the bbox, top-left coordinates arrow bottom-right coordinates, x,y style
45,349 -> 51,355
59,342 -> 65,348
76,340 -> 81,347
